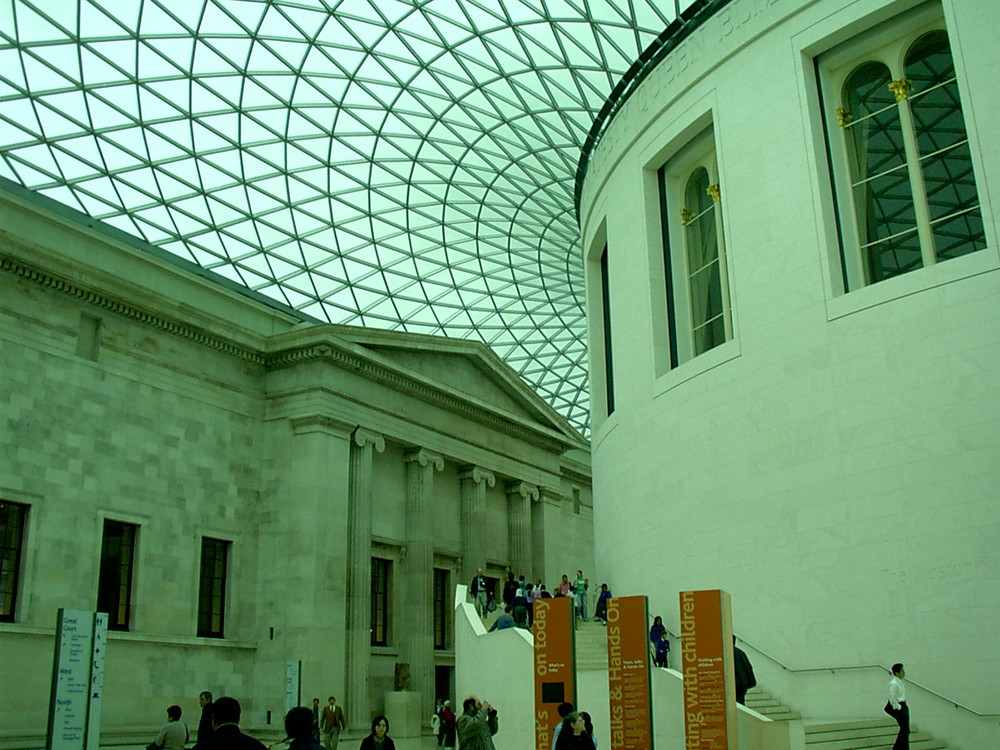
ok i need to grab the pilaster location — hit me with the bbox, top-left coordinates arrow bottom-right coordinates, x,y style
345,427 -> 385,730
403,448 -> 444,723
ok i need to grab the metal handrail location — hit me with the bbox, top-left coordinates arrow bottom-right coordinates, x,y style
645,614 -> 998,718
739,636 -> 999,719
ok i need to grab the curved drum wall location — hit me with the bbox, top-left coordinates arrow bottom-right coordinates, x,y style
580,0 -> 1000,745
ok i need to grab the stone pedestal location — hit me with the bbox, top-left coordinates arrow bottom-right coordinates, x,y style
384,691 -> 423,737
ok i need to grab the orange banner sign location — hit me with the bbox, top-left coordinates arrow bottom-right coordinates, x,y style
533,596 -> 576,750
680,589 -> 736,750
607,595 -> 653,750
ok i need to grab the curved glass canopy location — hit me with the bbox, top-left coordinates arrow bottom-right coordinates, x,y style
1,0 -> 685,436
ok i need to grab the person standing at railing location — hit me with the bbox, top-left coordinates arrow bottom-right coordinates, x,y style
884,663 -> 909,749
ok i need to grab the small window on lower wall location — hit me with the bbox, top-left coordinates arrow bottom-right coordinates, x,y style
371,557 -> 391,647
0,501 -> 28,622
818,10 -> 985,291
658,126 -> 733,367
198,537 -> 229,638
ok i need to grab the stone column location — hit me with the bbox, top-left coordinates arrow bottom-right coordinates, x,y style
403,448 -> 444,722
345,427 -> 385,730
533,487 -> 564,587
507,481 -> 539,578
459,466 -> 495,584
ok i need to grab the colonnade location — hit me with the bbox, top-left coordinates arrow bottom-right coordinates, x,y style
333,424 -> 543,726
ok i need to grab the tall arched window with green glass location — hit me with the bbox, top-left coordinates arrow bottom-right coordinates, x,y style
683,166 -> 730,356
658,126 -> 733,367
827,21 -> 985,289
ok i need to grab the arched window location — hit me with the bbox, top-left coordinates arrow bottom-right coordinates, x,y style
684,167 -> 728,356
659,127 -> 732,366
825,20 -> 984,289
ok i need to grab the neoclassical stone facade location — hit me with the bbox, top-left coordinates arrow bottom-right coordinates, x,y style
0,185 -> 593,739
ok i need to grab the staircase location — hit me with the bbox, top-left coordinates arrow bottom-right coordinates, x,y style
745,686 -> 800,720
804,719 -> 950,749
571,627 -> 955,750
574,620 -> 610,670
749,686 -> 954,750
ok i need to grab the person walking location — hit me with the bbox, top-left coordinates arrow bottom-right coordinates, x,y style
884,663 -> 910,749
470,569 -> 488,618
441,700 -> 457,749
574,571 -> 589,621
321,696 -> 346,750
197,692 -> 214,744
456,696 -> 498,750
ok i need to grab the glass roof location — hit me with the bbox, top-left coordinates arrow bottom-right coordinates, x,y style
1,0 -> 691,437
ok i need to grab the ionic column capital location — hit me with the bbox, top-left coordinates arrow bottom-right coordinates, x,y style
506,481 -> 540,503
459,466 -> 496,487
404,448 -> 444,471
352,426 -> 385,453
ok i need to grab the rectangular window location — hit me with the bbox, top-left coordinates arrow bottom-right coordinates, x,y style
659,127 -> 732,366
818,10 -> 984,290
370,558 -> 390,646
433,568 -> 449,650
0,501 -> 28,622
97,520 -> 137,631
599,245 -> 615,415
198,537 -> 229,638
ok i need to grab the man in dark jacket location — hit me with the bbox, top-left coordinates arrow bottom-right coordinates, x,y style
197,692 -> 214,744
192,696 -> 267,750
733,637 -> 757,705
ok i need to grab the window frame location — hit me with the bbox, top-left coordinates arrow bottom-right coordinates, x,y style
818,9 -> 985,291
97,519 -> 137,631
370,556 -> 391,647
432,567 -> 449,650
197,536 -> 230,638
659,126 -> 733,367
0,501 -> 29,622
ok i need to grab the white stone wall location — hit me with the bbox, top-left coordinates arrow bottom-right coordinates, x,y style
579,0 -> 1000,748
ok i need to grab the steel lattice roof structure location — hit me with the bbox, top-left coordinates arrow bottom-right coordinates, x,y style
1,0 -> 702,437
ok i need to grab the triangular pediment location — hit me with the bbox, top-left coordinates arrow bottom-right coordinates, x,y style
334,326 -> 582,444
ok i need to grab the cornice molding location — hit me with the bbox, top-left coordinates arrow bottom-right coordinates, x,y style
3,249 -> 580,454
1,252 -> 264,365
560,465 -> 592,487
267,341 -> 574,453
289,413 -> 354,437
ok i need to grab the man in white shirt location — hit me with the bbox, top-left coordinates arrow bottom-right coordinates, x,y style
884,663 -> 909,749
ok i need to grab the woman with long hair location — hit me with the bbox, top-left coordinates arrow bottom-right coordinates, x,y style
358,716 -> 395,750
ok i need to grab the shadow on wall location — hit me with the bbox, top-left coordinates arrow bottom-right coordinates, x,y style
452,585 -> 801,750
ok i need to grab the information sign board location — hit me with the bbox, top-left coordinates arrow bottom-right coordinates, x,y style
679,590 -> 736,750
607,596 -> 653,750
47,609 -> 106,750
284,660 -> 302,715
533,597 -> 575,750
